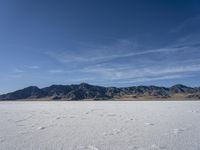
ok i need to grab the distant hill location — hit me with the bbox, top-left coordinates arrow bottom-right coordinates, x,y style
0,83 -> 200,100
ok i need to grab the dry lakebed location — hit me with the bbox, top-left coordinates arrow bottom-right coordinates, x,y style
0,101 -> 200,150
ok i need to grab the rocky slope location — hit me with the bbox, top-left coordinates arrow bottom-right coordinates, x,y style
0,83 -> 200,100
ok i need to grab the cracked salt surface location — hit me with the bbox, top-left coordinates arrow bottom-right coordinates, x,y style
0,101 -> 200,150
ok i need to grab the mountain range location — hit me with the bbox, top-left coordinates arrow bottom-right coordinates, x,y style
0,83 -> 200,100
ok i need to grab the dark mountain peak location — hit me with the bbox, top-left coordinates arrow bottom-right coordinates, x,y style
0,83 -> 199,100
170,84 -> 194,94
79,82 -> 92,88
42,84 -> 67,90
171,84 -> 190,88
23,86 -> 40,90
0,86 -> 46,100
77,83 -> 106,91
80,82 -> 90,86
42,84 -> 70,96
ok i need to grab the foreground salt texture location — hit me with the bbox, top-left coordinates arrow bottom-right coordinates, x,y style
0,101 -> 200,150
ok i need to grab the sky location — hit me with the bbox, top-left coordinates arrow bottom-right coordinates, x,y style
1,0 -> 200,93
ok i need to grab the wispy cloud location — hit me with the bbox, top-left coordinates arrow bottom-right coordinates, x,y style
48,69 -> 65,74
46,42 -> 188,64
8,74 -> 23,78
170,15 -> 200,33
97,74 -> 192,85
128,74 -> 192,83
13,68 -> 25,73
29,65 -> 40,69
82,64 -> 200,82
45,37 -> 200,85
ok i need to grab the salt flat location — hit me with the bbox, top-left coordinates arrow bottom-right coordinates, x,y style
0,101 -> 200,150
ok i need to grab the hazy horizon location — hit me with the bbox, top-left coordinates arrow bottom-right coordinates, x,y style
1,0 -> 200,93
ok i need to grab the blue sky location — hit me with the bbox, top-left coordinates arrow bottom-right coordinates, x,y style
1,0 -> 200,93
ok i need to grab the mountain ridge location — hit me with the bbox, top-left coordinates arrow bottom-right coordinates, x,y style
0,83 -> 200,100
